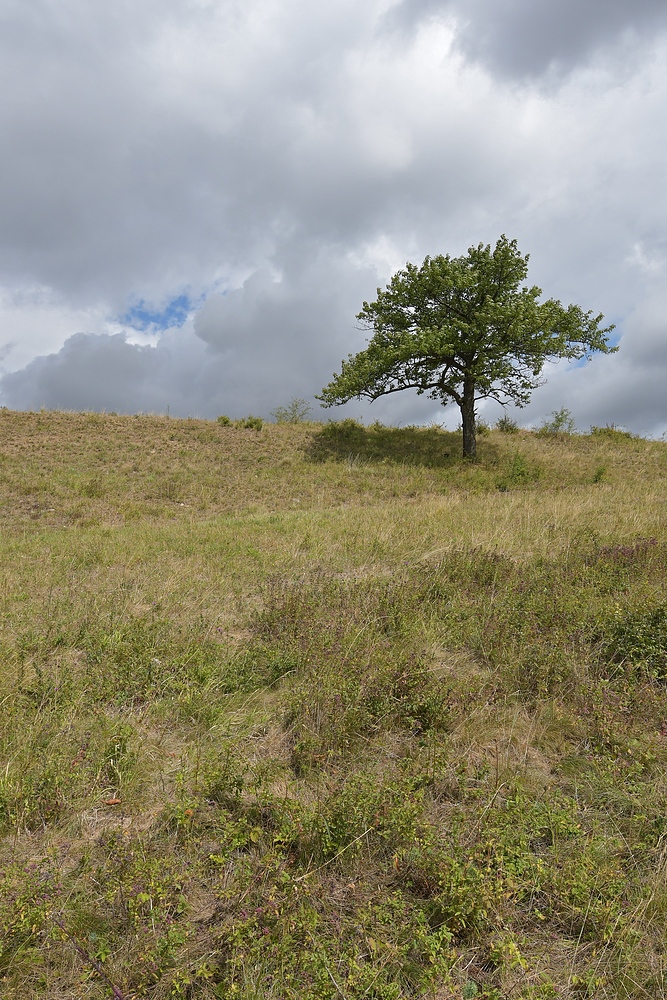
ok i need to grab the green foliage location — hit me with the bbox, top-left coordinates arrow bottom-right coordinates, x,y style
591,423 -> 634,440
237,415 -> 264,430
538,407 -> 576,436
272,398 -> 312,423
602,603 -> 667,679
496,450 -> 541,491
217,414 -> 264,430
318,236 -> 615,457
495,414 -> 519,433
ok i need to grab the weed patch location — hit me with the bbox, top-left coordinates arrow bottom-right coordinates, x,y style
601,603 -> 667,680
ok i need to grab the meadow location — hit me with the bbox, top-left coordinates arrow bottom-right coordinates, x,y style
1,407 -> 667,998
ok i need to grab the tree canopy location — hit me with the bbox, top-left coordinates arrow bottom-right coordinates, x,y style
318,236 -> 617,457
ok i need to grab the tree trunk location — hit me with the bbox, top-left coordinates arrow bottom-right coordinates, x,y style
460,380 -> 476,459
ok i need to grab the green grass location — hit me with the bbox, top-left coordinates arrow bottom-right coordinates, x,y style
1,409 -> 667,998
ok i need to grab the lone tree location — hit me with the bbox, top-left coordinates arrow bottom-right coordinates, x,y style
318,236 -> 617,458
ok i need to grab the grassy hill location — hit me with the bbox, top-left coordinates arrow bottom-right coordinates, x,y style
1,408 -> 667,999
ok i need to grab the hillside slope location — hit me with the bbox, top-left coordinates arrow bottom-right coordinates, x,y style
1,410 -> 667,999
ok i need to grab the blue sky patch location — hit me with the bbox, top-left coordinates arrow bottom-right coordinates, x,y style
119,294 -> 193,331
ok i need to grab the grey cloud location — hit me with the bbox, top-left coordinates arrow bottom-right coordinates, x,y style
569,296 -> 667,435
0,0 -> 544,312
0,243 -> 448,425
0,0 -> 409,306
190,246 -> 380,415
483,287 -> 667,438
0,330 -> 206,416
0,0 -> 666,437
392,0 -> 667,80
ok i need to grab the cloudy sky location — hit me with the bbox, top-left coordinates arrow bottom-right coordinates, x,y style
0,0 -> 666,433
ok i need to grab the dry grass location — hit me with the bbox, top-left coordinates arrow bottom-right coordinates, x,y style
1,409 -> 667,998
1,408 -> 665,529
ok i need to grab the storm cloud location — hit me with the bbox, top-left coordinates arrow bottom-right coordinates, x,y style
0,0 -> 666,434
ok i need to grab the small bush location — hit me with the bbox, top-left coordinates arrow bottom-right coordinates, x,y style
217,414 -> 264,429
272,398 -> 312,423
538,407 -> 576,436
321,417 -> 364,441
236,414 -> 264,431
603,604 -> 667,680
236,415 -> 264,430
496,451 -> 541,491
495,414 -> 519,434
591,424 -> 634,441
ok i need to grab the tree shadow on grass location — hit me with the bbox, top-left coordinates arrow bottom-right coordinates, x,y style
305,418 -> 497,468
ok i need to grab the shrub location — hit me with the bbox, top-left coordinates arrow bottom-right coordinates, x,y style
236,415 -> 264,430
590,424 -> 634,441
496,451 -> 541,491
495,414 -> 519,433
538,407 -> 576,436
321,417 -> 364,441
271,398 -> 312,423
217,414 -> 264,429
603,604 -> 667,680
541,408 -> 574,435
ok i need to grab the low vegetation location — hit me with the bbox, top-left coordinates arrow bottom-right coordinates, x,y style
1,407 -> 667,998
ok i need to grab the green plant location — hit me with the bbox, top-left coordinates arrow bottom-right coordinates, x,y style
271,398 -> 312,423
496,450 -> 541,490
99,726 -> 136,797
236,414 -> 264,430
495,414 -> 519,433
538,407 -> 576,436
603,604 -> 667,679
217,414 -> 264,430
318,236 -> 615,458
320,417 -> 364,441
591,423 -> 634,440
